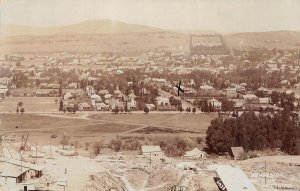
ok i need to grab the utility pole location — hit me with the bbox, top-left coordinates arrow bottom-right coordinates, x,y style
265,160 -> 267,185
50,137 -> 52,158
149,152 -> 152,166
90,145 -> 92,159
20,150 -> 23,172
35,143 -> 37,164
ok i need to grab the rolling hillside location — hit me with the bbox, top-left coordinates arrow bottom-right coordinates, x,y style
0,19 -> 163,36
0,20 -> 300,54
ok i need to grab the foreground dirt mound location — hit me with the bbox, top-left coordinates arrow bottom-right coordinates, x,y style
81,171 -> 126,191
124,168 -> 149,190
146,167 -> 179,190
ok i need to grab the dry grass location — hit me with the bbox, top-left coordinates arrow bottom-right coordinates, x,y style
89,113 -> 216,133
0,97 -> 59,112
0,113 -> 141,144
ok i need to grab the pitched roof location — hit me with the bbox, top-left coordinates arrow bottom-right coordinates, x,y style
243,94 -> 258,99
0,157 -> 43,172
231,147 -> 245,158
141,145 -> 162,153
216,165 -> 257,191
184,148 -> 206,157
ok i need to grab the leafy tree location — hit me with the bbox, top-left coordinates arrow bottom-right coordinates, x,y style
169,96 -> 182,107
192,107 -> 196,114
59,83 -> 62,97
73,106 -> 77,114
206,110 -> 300,154
186,107 -> 191,113
144,107 -> 150,114
6,90 -> 10,97
59,100 -> 64,111
17,102 -> 23,108
84,142 -> 90,150
179,106 -> 184,112
61,133 -> 70,149
67,107 -> 72,113
221,99 -> 234,113
206,118 -> 238,153
124,102 -> 128,113
113,107 -> 119,114
270,91 -> 280,105
200,99 -> 209,112
20,108 -> 25,114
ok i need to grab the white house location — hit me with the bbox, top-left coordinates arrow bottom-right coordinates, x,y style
126,99 -> 137,110
0,85 -> 8,97
78,102 -> 92,111
95,103 -> 110,111
259,97 -> 270,104
200,85 -> 214,91
85,86 -> 95,96
141,145 -> 163,158
104,93 -> 112,99
64,92 -> 73,100
0,77 -> 12,85
183,148 -> 207,159
90,94 -> 102,102
226,88 -> 237,98
98,89 -> 109,95
156,96 -> 170,106
208,98 -> 222,110
68,82 -> 78,89
145,104 -> 156,111
128,92 -> 136,99
243,94 -> 259,104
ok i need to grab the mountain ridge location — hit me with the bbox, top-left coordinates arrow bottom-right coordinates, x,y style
0,19 -> 165,36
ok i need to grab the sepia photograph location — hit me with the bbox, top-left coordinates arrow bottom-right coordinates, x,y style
0,0 -> 300,190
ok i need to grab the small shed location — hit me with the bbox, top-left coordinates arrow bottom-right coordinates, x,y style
78,102 -> 92,111
0,158 -> 43,185
231,147 -> 246,160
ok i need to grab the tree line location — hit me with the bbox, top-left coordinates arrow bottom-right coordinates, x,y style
206,109 -> 300,155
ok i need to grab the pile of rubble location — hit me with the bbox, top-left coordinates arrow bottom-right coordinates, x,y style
39,173 -> 57,184
124,168 -> 149,190
146,167 -> 179,189
81,171 -> 126,191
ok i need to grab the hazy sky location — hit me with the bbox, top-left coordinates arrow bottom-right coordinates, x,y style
1,0 -> 300,33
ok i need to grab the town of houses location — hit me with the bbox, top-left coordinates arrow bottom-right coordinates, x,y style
1,47 -> 300,191
1,48 -> 300,115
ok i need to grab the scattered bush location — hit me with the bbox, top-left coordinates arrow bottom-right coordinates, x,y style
92,141 -> 103,155
109,139 -> 122,152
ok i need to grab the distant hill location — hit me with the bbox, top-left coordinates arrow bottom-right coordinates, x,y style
0,19 -> 164,36
0,20 -> 299,54
223,31 -> 300,49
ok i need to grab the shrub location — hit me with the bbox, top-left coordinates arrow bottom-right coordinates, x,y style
109,139 -> 122,152
144,107 -> 149,114
92,141 -> 103,155
196,137 -> 203,144
122,139 -> 141,150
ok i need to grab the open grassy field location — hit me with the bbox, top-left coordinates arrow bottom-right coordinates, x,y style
0,112 -> 216,144
0,97 -> 59,113
0,113 -> 141,143
89,113 -> 216,133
